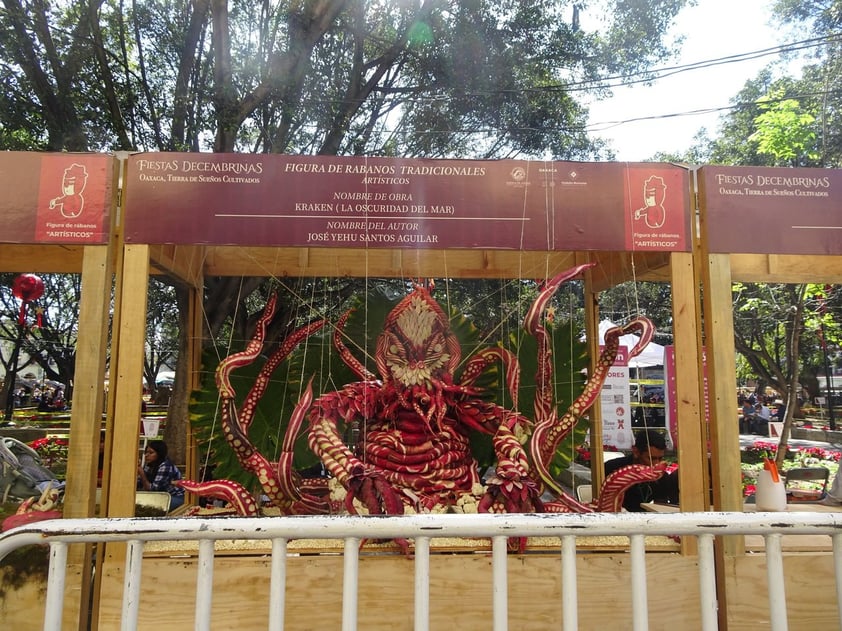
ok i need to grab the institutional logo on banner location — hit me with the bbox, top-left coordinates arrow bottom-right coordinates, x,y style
601,345 -> 633,450
35,154 -> 109,243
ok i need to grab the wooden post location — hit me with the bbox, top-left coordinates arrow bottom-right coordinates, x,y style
700,253 -> 744,517
669,251 -> 706,553
56,245 -> 113,631
63,245 -> 113,517
105,244 -> 150,518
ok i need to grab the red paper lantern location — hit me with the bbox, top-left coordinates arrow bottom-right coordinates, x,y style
11,274 -> 44,326
12,274 -> 44,302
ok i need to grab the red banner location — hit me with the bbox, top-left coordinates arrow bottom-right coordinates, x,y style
123,154 -> 690,252
700,165 -> 842,255
0,152 -> 113,245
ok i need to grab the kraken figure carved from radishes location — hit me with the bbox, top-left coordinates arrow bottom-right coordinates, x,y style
179,263 -> 665,519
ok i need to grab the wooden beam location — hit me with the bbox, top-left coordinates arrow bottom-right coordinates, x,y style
588,251 -> 673,292
201,246 -> 583,279
59,245 -> 113,631
64,245 -> 112,517
184,280 -> 204,496
0,244 -> 85,272
730,253 -> 842,283
149,244 -> 205,290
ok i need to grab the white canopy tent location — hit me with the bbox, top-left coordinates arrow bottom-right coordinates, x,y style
597,320 -> 665,368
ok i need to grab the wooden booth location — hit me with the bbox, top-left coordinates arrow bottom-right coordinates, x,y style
697,165 -> 842,626
4,153 -> 842,629
0,151 -> 118,627
92,154 -> 714,630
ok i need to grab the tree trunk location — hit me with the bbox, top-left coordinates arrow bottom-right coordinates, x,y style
163,286 -> 192,468
775,284 -> 807,469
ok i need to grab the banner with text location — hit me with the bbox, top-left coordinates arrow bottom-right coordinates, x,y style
123,153 -> 690,251
1,152 -> 114,245
700,165 -> 842,255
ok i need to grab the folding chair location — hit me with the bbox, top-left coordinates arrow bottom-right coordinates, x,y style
576,484 -> 593,504
784,467 -> 830,503
136,490 -> 172,513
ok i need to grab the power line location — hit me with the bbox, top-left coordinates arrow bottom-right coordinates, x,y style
563,34 -> 841,93
584,89 -> 842,134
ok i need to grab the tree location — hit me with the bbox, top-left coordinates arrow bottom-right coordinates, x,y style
0,273 -> 81,403
0,0 -> 692,460
0,1 -> 691,159
597,281 -> 674,345
0,0 -> 693,324
143,279 -> 180,402
685,0 -> 842,168
749,88 -> 820,166
667,1 -> 842,466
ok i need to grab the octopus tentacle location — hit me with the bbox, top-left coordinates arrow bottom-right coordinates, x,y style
523,263 -> 596,423
273,379 -> 331,514
203,293 -> 333,515
460,347 -> 521,409
176,479 -> 259,516
480,423 -> 544,514
530,335 -> 619,493
237,319 -> 326,434
596,463 -> 666,512
333,310 -> 377,381
215,293 -> 278,399
530,316 -> 656,498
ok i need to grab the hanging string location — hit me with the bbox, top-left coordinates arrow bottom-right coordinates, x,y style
622,162 -> 649,455
198,272 -> 246,484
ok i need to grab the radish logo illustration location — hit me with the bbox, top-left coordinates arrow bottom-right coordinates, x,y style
49,163 -> 88,218
633,175 -> 667,229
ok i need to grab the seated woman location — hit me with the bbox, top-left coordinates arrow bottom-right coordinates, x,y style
137,439 -> 185,510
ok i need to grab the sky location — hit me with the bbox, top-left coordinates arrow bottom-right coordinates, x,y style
586,0 -> 803,161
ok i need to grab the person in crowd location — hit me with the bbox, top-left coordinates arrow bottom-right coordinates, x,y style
752,401 -> 772,434
604,429 -> 676,511
137,439 -> 184,510
52,388 -> 66,411
739,397 -> 755,434
37,388 -> 54,412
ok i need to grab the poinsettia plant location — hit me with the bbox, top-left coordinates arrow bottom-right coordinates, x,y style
29,436 -> 68,472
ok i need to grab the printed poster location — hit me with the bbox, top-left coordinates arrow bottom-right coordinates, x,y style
601,345 -> 633,450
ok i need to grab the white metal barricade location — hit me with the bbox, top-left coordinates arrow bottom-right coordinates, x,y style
1,511 -> 841,631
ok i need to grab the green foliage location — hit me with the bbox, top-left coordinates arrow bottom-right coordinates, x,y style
732,281 -> 839,402
190,283 -> 588,489
0,273 -> 81,389
0,1 -> 690,157
686,0 -> 842,170
749,89 -> 819,165
597,281 -> 674,345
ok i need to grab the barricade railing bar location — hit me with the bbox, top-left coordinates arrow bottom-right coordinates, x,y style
1,511 -> 841,631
